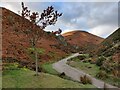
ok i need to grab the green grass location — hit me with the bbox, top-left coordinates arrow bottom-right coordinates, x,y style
41,62 -> 59,75
68,60 -> 100,77
2,63 -> 95,88
41,62 -> 73,80
0,72 -> 1,89
104,75 -> 120,87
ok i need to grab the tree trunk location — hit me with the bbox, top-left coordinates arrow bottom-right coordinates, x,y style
34,46 -> 38,76
35,49 -> 38,75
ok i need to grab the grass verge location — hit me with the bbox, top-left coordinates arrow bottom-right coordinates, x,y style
2,63 -> 95,88
41,62 -> 59,75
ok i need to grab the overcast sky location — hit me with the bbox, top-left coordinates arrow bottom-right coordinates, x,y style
0,1 -> 118,38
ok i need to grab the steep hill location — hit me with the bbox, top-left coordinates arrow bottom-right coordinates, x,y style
2,7 -> 71,69
90,28 -> 120,80
94,28 -> 120,61
62,30 -> 104,52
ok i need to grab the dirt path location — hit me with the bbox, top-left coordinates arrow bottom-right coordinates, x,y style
53,53 -> 120,89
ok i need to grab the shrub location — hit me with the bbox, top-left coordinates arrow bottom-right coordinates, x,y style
96,70 -> 108,80
100,62 -> 114,73
112,70 -> 119,78
80,75 -> 92,84
96,56 -> 106,66
103,49 -> 115,57
67,57 -> 79,62
46,31 -> 51,34
85,58 -> 92,63
100,58 -> 118,73
77,55 -> 86,60
59,72 -> 65,78
3,63 -> 20,70
89,53 -> 93,57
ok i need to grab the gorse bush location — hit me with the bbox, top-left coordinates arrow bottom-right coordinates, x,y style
96,70 -> 108,80
80,75 -> 92,84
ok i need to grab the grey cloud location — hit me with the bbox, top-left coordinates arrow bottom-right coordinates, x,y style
60,2 -> 118,29
87,2 -> 118,28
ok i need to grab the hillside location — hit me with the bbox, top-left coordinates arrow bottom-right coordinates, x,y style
65,29 -> 120,87
89,28 -> 119,82
2,7 -> 71,69
62,30 -> 104,52
94,28 -> 120,61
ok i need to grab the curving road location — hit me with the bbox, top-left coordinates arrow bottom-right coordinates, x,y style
53,53 -> 120,89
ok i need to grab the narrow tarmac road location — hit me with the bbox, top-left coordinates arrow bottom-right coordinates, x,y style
53,53 -> 120,89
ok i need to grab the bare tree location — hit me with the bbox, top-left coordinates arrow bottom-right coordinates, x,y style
21,2 -> 62,75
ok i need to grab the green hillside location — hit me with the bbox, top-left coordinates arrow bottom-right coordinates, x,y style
96,28 -> 120,57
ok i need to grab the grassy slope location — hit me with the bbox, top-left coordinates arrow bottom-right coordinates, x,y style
0,72 -> 1,89
41,62 -> 59,75
68,60 -> 100,77
2,63 -> 95,88
67,58 -> 120,87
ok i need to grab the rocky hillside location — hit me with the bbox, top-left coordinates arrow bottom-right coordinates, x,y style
62,30 -> 104,52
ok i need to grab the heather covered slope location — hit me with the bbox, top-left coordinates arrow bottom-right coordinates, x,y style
62,30 -> 104,51
2,7 -> 69,66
